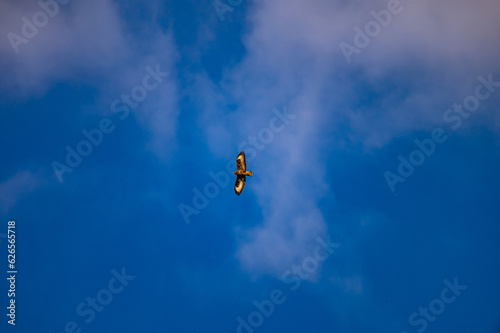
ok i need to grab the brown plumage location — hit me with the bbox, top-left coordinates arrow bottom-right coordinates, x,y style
233,151 -> 253,196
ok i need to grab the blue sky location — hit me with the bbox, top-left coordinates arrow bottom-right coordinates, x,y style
1,0 -> 500,332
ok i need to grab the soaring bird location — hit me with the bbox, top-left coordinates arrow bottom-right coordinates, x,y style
233,151 -> 253,196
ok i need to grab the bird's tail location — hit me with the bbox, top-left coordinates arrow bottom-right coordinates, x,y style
245,171 -> 253,177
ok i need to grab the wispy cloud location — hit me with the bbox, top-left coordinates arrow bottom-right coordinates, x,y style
0,0 -> 128,96
193,0 -> 339,275
191,0 -> 500,278
0,170 -> 44,214
234,105 -> 330,276
0,0 -> 181,162
237,0 -> 500,148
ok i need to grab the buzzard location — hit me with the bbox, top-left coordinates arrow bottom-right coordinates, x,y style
233,151 -> 253,196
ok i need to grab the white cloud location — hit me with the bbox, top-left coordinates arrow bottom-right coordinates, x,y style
0,0 -> 129,95
239,0 -> 500,148
194,1 -> 340,276
0,170 -> 44,214
194,0 -> 500,277
0,0 -> 180,160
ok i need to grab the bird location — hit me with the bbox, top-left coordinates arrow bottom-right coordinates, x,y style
233,151 -> 253,196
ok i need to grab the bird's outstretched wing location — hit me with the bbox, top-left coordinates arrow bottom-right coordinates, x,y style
236,151 -> 246,172
234,175 -> 246,196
